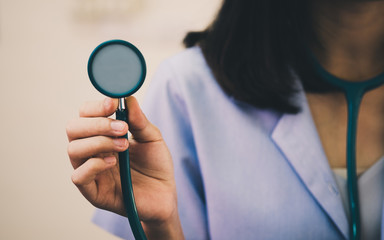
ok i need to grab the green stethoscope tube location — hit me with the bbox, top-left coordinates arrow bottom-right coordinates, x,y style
116,106 -> 148,240
312,57 -> 384,240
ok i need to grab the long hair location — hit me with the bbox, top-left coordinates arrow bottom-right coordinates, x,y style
184,0 -> 337,114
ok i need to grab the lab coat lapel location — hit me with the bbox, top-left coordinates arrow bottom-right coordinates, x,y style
271,92 -> 349,239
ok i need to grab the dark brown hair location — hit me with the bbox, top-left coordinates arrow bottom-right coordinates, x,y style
184,0 -> 337,113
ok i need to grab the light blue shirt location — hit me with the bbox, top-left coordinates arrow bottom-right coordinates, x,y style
92,47 -> 383,240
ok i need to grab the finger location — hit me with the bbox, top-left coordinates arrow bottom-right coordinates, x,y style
68,136 -> 128,168
66,118 -> 128,141
71,156 -> 116,186
126,96 -> 162,142
79,98 -> 118,118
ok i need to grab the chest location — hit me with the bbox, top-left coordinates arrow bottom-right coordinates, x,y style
306,89 -> 384,171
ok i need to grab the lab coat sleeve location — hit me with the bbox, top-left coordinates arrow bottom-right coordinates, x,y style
382,200 -> 384,240
92,58 -> 210,240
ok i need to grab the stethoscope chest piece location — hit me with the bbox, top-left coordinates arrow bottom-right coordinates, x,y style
88,39 -> 146,98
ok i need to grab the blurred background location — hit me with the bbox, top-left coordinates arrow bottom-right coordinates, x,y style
0,0 -> 221,239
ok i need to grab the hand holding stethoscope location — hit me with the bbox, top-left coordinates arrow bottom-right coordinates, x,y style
66,40 -> 181,240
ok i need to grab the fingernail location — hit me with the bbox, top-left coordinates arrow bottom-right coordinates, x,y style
111,121 -> 126,131
113,138 -> 127,147
104,156 -> 116,164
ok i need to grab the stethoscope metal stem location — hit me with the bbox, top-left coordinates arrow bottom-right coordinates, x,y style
118,97 -> 126,111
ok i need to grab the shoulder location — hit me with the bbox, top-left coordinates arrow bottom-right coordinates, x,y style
143,47 -> 220,123
163,46 -> 210,74
152,47 -> 217,93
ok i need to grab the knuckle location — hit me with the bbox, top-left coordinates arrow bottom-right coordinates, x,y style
71,172 -> 82,185
78,102 -> 89,117
152,124 -> 163,138
67,142 -> 76,158
91,137 -> 109,153
95,117 -> 111,133
65,119 -> 76,137
103,98 -> 116,114
152,124 -> 160,133
92,138 -> 104,150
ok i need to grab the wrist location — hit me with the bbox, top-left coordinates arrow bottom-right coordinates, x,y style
142,208 -> 184,240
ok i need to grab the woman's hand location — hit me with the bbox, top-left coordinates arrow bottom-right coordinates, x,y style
66,96 -> 184,239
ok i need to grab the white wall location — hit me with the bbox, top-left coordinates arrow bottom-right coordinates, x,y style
0,0 -> 221,239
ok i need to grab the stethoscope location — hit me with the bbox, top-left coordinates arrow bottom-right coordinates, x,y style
88,40 -> 148,240
87,39 -> 384,240
311,55 -> 384,240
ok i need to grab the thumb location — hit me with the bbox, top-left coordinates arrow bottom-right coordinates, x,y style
125,96 -> 162,142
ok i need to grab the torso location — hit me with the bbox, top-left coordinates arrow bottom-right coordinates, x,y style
306,85 -> 384,173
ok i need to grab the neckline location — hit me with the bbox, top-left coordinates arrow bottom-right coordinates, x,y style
332,155 -> 384,180
309,51 -> 384,93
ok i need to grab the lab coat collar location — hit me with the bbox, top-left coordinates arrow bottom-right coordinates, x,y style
271,90 -> 349,239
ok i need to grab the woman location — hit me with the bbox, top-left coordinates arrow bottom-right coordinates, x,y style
66,0 -> 384,239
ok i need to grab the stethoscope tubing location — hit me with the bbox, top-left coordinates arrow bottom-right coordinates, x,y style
313,56 -> 384,240
116,100 -> 148,240
345,90 -> 362,240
